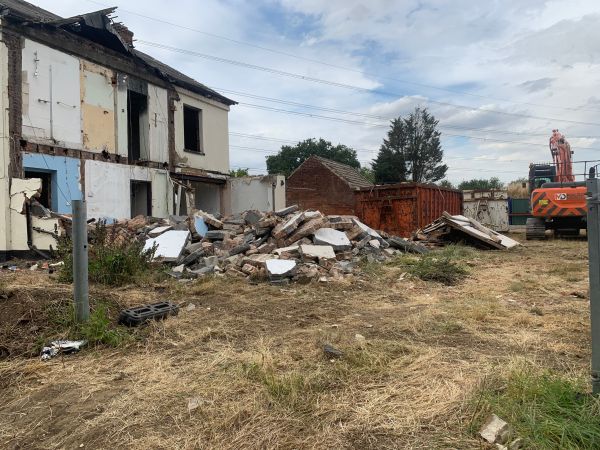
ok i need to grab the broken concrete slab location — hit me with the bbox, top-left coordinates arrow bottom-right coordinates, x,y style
300,244 -> 336,260
265,259 -> 297,279
274,204 -> 299,217
196,211 -> 223,229
143,230 -> 190,261
272,212 -> 305,239
353,218 -> 382,240
147,225 -> 172,237
284,217 -> 325,246
313,227 -> 352,251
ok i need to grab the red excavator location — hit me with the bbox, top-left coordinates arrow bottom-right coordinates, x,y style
526,130 -> 587,239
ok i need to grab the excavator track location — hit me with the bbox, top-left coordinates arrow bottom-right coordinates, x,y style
526,217 -> 546,240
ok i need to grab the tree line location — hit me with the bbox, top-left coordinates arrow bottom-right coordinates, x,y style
255,106 -> 520,191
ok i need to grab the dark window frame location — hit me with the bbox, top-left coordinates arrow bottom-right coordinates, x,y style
183,104 -> 204,154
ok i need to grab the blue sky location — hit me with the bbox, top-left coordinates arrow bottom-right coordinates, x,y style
36,0 -> 600,183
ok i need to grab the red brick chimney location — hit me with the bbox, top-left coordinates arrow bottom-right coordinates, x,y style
112,23 -> 133,46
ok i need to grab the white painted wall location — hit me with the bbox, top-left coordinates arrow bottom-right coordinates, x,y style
174,87 -> 229,174
148,85 -> 169,163
21,39 -> 81,147
228,175 -> 286,214
85,160 -> 172,219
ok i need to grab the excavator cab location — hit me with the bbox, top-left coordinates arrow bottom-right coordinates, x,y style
528,164 -> 556,194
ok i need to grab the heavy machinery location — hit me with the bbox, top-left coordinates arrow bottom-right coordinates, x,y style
526,130 -> 587,239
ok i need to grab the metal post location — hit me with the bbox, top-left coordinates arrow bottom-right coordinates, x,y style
72,200 -> 89,322
586,177 -> 600,394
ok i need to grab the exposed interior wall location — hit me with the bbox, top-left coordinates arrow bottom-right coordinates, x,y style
84,160 -> 171,219
115,73 -> 128,157
193,181 -> 221,215
148,84 -> 168,163
173,88 -> 229,174
80,60 -> 115,153
227,175 -> 286,215
22,152 -> 82,213
9,178 -> 39,251
21,39 -> 81,147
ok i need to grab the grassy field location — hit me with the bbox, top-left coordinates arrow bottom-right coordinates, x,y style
0,235 -> 596,449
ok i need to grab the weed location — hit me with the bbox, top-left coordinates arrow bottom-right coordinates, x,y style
58,221 -> 156,286
389,245 -> 470,285
43,299 -> 131,348
473,368 -> 600,449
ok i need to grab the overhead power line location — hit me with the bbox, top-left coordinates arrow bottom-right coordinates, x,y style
221,88 -> 600,139
84,0 -> 600,114
137,40 -> 600,127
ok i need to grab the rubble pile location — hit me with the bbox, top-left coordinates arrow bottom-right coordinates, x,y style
107,205 -> 429,283
412,212 -> 521,250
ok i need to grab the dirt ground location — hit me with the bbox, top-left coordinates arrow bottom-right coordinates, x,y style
0,235 -> 592,449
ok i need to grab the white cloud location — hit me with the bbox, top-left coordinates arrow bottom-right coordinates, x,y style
34,0 -> 600,181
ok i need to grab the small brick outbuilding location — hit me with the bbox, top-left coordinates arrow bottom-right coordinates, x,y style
285,156 -> 373,215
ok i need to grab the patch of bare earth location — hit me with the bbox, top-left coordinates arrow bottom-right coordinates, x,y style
0,235 -> 591,449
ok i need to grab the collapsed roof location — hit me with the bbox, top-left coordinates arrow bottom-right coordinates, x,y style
0,0 -> 236,105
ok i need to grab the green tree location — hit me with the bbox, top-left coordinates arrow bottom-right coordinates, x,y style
359,167 -> 375,184
266,138 -> 360,177
457,177 -> 504,191
229,168 -> 249,177
438,179 -> 455,189
372,107 -> 447,184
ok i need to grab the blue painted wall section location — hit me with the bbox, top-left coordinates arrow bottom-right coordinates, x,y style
22,153 -> 82,213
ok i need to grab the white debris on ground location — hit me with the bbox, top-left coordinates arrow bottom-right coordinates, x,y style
101,205 -> 430,283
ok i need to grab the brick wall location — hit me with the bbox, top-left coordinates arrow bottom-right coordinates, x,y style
286,158 -> 356,215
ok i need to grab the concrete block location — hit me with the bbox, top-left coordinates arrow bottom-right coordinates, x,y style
300,244 -> 336,260
244,210 -> 264,225
313,227 -> 352,251
274,204 -> 299,216
197,211 -> 223,229
352,218 -> 382,240
229,243 -> 251,256
205,230 -> 229,241
480,414 -> 510,444
148,225 -> 172,237
274,245 -> 300,257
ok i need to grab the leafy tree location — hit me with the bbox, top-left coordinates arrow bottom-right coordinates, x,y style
266,138 -> 360,177
438,179 -> 455,189
457,177 -> 504,191
229,168 -> 249,177
372,107 -> 447,184
359,167 -> 375,184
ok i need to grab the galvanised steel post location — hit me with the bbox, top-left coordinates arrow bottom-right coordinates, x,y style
72,200 -> 89,322
586,177 -> 600,394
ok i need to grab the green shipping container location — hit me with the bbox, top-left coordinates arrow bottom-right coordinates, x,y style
509,198 -> 531,225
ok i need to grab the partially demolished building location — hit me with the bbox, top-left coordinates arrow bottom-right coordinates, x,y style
0,0 -> 236,258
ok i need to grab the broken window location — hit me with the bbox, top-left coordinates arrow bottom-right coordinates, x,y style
130,181 -> 152,217
183,105 -> 203,153
24,170 -> 52,209
127,90 -> 149,161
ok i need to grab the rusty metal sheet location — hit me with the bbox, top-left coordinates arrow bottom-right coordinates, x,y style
354,183 -> 463,237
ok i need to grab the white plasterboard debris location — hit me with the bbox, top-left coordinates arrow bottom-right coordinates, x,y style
144,230 -> 190,261
300,244 -> 336,259
265,259 -> 297,276
313,227 -> 351,250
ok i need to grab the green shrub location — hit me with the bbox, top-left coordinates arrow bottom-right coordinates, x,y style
58,221 -> 156,286
474,368 -> 600,449
77,304 -> 129,347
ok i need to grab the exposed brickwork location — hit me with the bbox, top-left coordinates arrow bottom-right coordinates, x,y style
286,157 -> 358,215
3,30 -> 23,178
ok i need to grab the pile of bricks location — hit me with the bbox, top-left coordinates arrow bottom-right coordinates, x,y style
115,205 -> 428,283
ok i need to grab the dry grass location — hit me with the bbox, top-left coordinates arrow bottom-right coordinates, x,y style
0,235 -> 593,449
